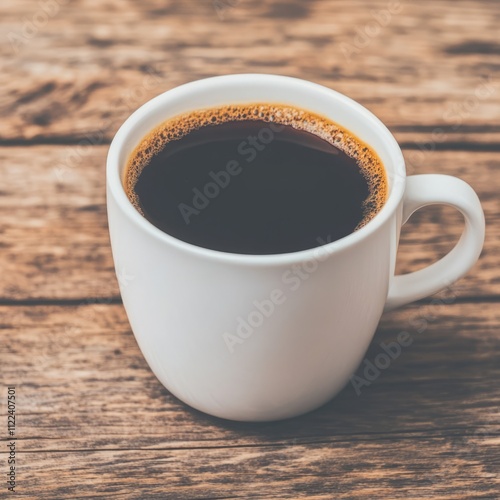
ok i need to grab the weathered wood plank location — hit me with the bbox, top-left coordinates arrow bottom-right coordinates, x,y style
9,437 -> 500,499
0,301 -> 499,498
0,301 -> 499,453
1,1 -> 498,498
0,0 -> 499,141
0,147 -> 497,300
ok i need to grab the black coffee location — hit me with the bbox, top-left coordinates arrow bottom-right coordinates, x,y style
125,104 -> 386,255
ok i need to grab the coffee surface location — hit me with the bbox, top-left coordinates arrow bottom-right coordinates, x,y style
125,104 -> 387,254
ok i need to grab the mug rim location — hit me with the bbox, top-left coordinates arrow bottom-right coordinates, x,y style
106,74 -> 406,266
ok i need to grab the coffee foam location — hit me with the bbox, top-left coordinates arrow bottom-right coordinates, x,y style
125,104 -> 387,229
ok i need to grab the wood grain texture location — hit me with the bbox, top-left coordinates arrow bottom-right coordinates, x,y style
1,0 -> 499,498
12,439 -> 500,499
0,302 -> 499,498
2,301 -> 500,449
0,146 -> 497,300
0,0 -> 499,143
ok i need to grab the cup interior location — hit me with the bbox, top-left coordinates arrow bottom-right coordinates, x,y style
107,74 -> 406,261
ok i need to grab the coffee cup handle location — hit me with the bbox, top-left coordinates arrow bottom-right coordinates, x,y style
384,174 -> 485,312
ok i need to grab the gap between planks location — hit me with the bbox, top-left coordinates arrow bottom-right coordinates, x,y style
1,295 -> 500,307
1,138 -> 500,152
1,426 -> 499,454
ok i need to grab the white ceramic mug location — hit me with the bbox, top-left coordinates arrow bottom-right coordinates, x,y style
107,74 -> 485,421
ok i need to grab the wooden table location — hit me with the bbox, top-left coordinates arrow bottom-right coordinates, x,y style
1,0 -> 499,498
